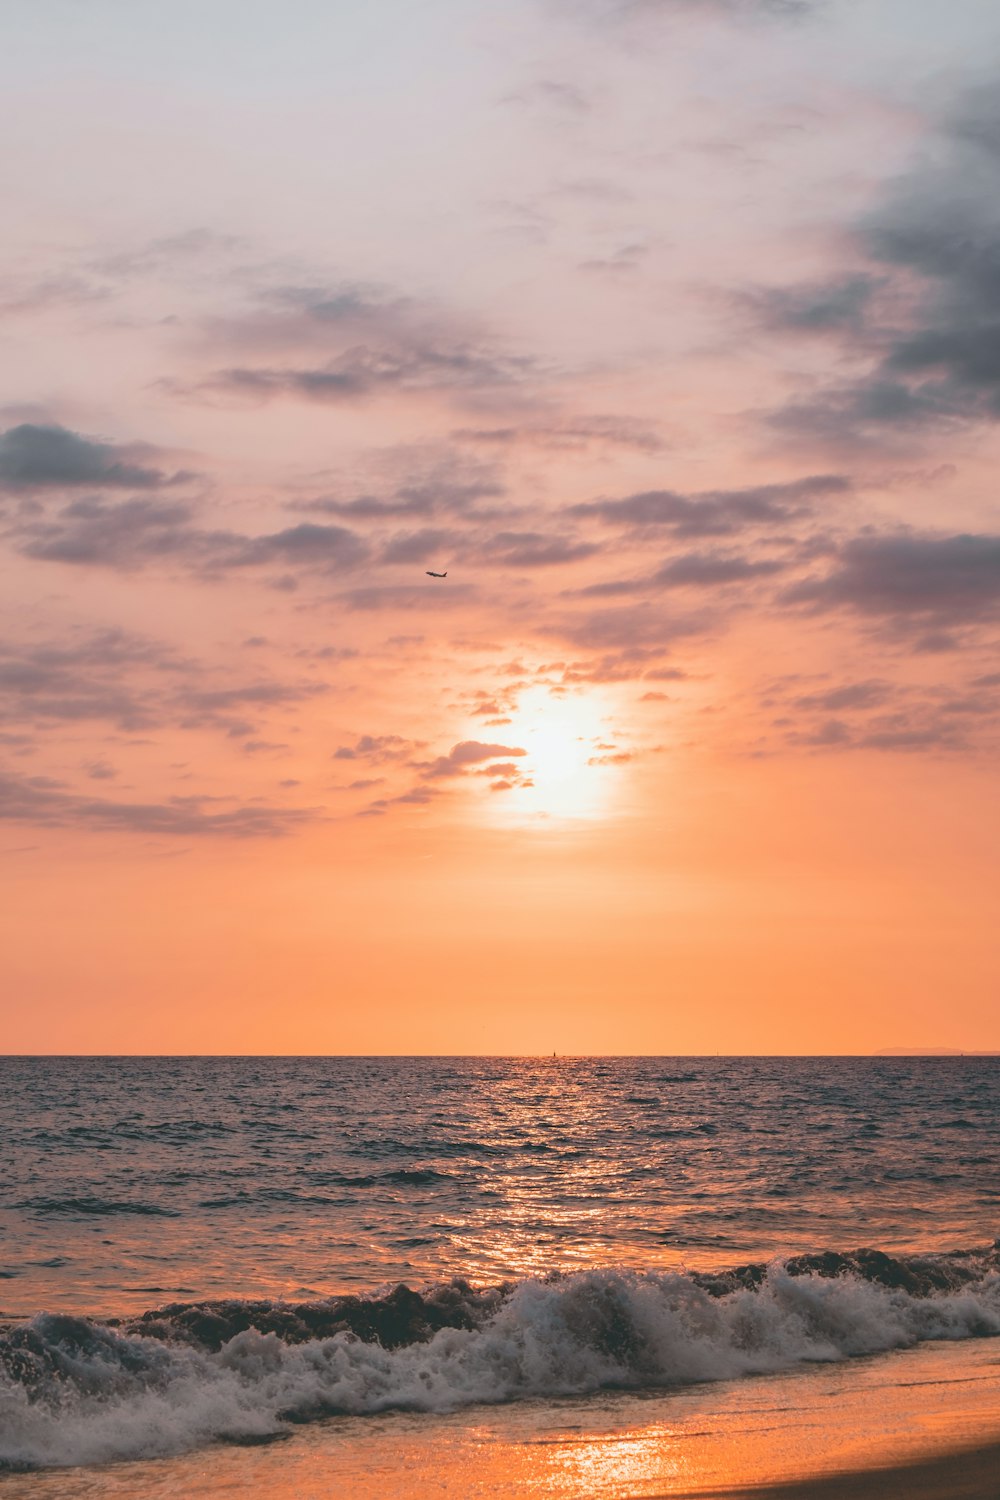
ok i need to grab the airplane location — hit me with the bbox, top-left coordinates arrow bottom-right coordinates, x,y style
426,570 -> 448,578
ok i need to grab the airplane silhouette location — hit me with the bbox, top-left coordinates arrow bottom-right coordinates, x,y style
426,570 -> 447,578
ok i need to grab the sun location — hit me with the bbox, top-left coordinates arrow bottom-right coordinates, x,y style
495,685 -> 625,822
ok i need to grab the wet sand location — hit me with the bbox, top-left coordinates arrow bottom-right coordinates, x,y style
682,1441 -> 1000,1499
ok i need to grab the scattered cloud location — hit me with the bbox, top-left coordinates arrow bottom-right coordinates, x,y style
476,531 -> 599,568
570,474 -> 849,536
767,86 -> 1000,444
11,499 -> 368,576
333,734 -> 416,763
453,414 -> 665,453
420,740 -> 527,778
173,281 -> 541,409
579,549 -> 787,596
0,769 -> 317,838
188,343 -> 536,405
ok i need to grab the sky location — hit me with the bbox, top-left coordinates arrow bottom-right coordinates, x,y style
2,0 -> 999,1054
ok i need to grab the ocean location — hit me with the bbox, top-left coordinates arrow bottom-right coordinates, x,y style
1,1055 -> 998,1482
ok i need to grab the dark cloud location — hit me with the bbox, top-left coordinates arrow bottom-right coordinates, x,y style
0,424 -> 188,490
421,740 -> 527,778
784,532 -> 1000,623
0,770 -> 316,838
570,474 -> 849,536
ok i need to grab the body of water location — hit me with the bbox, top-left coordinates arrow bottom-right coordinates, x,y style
1,1055 -> 997,1472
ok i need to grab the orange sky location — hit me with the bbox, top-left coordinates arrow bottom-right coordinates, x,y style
1,0 -> 999,1053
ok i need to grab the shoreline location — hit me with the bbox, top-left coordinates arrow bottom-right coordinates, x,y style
683,1440 -> 1000,1499
3,1337 -> 999,1498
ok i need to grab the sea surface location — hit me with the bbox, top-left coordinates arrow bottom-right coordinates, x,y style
1,1055 -> 998,1473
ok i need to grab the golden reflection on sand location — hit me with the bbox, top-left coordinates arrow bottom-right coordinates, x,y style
534,1426 -> 691,1495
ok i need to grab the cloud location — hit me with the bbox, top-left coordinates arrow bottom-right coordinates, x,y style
784,532 -> 1000,623
768,85 -> 1000,442
221,522 -> 368,571
763,669 -> 1000,755
175,680 -> 326,737
0,627 -> 327,748
0,629 -> 183,731
555,604 -> 708,654
12,498 -> 368,576
297,464 -> 506,522
570,475 -> 849,536
360,783 -> 443,815
502,80 -> 593,115
791,679 -> 892,712
193,343 -> 536,405
168,276 -> 545,413
341,583 -> 475,611
477,531 -> 599,568
746,275 -> 880,334
0,770 -> 317,838
579,549 -> 787,596
421,740 -> 527,778
579,244 -> 649,275
556,0 -> 822,26
0,424 -> 189,490
16,497 -> 200,568
333,734 -> 416,764
380,529 -> 453,565
453,414 -> 665,453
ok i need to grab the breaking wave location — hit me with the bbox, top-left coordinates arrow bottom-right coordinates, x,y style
2,1245 -> 998,1471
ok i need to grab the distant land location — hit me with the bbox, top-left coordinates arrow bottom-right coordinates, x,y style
876,1049 -> 1000,1056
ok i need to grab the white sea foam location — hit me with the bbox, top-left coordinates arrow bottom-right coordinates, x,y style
2,1262 -> 1000,1470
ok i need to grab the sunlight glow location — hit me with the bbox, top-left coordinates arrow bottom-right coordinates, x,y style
496,686 -> 626,822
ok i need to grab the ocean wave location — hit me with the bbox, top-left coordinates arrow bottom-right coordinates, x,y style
16,1197 -> 181,1218
1,1246 -> 998,1471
